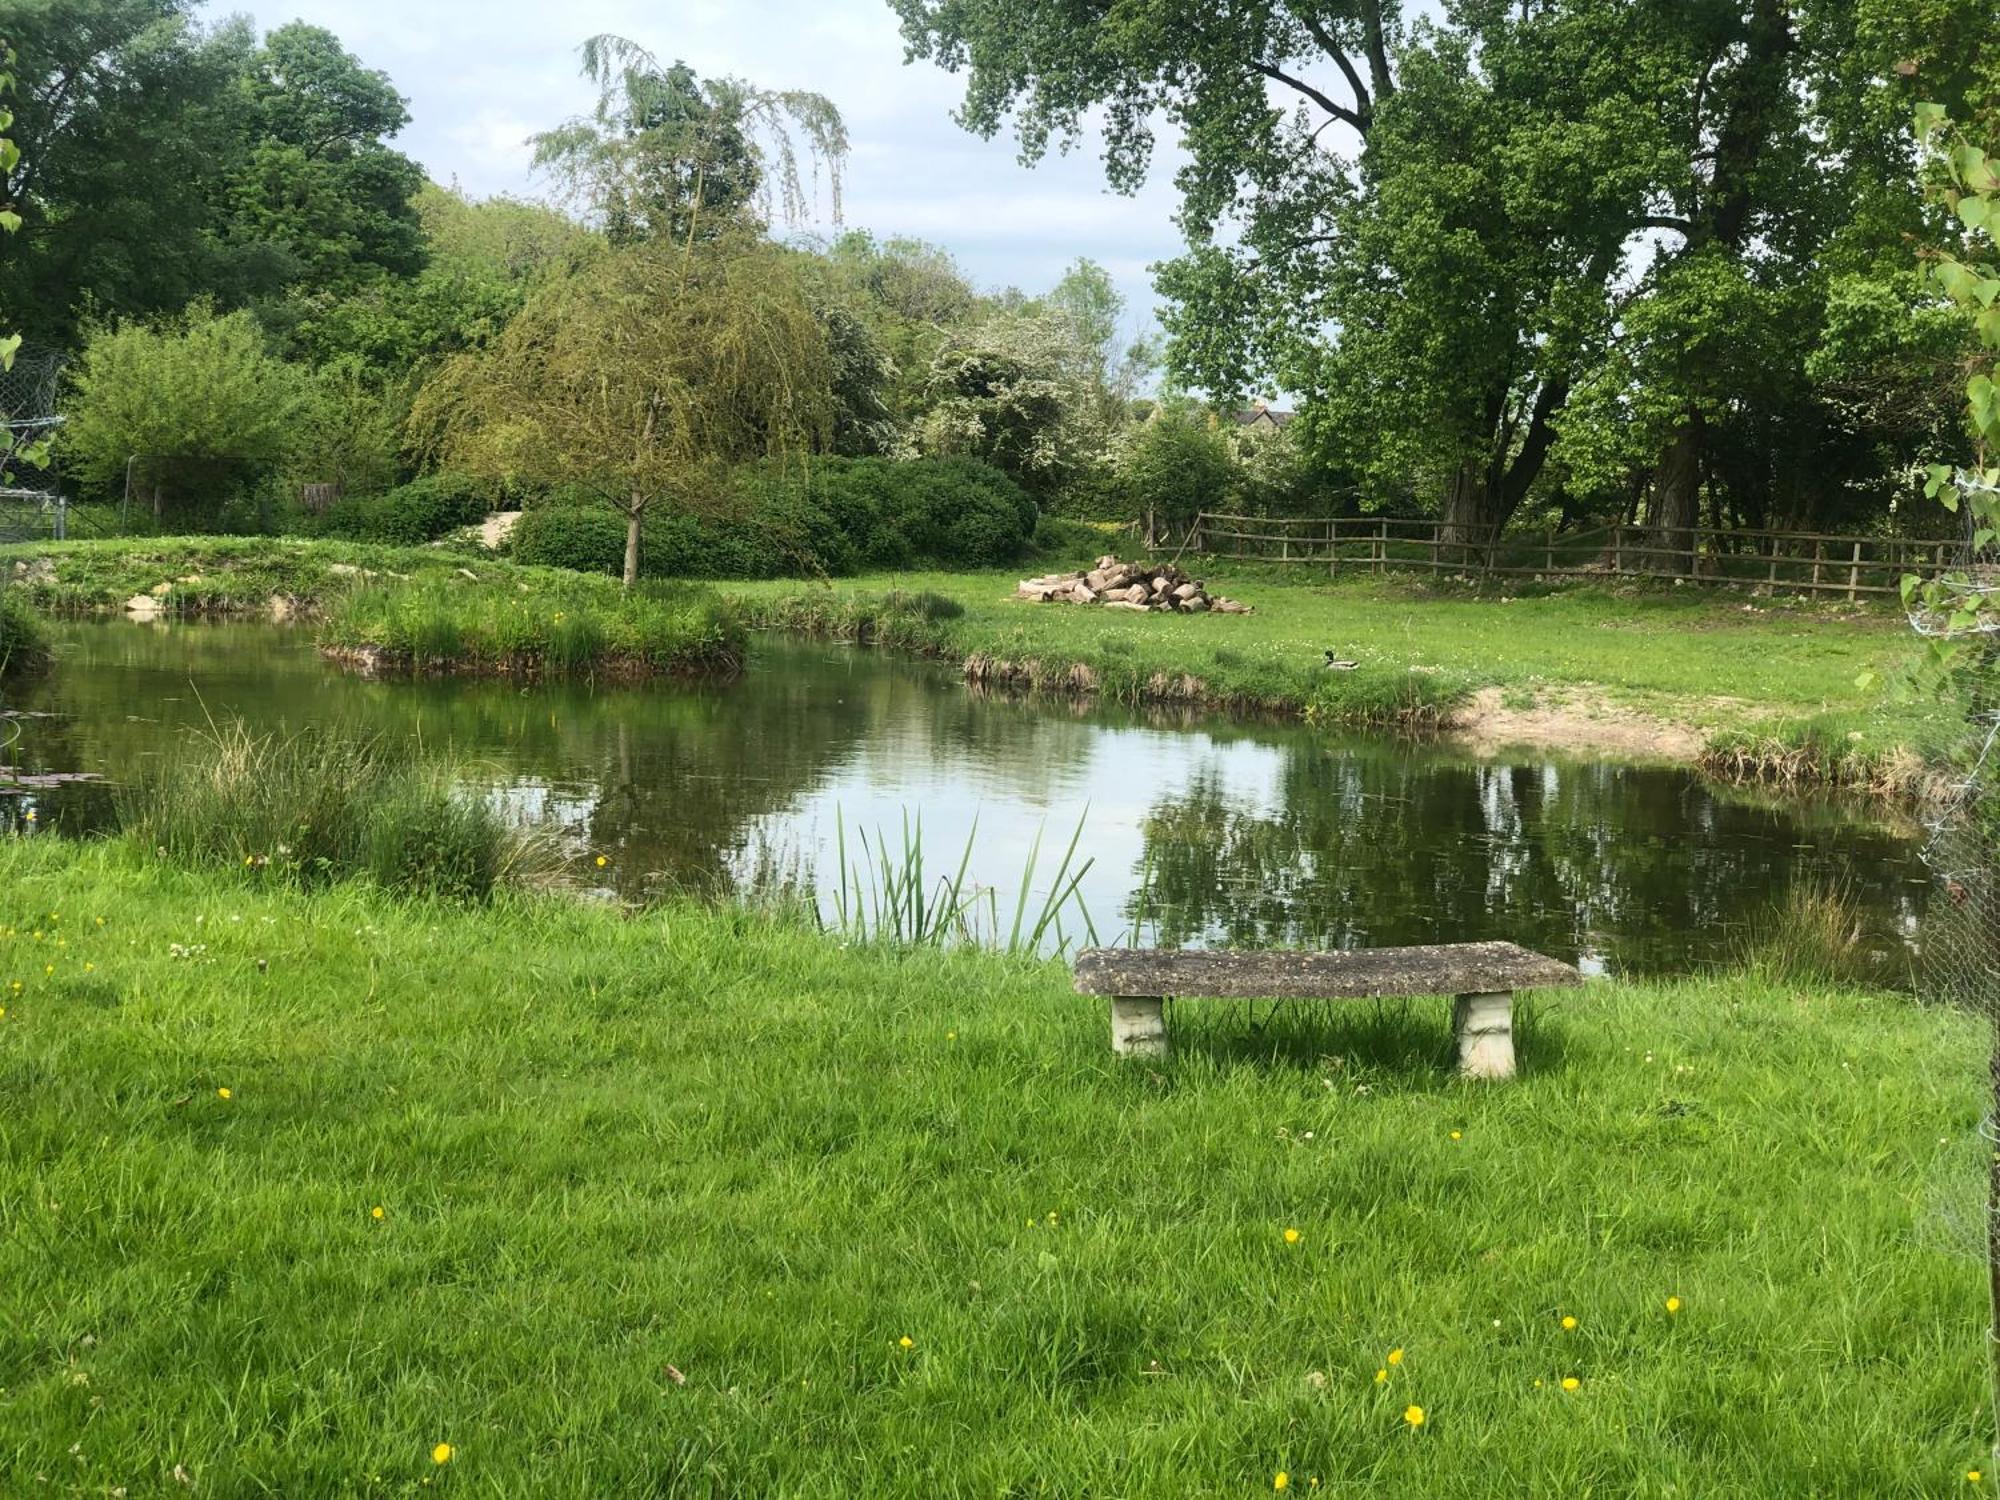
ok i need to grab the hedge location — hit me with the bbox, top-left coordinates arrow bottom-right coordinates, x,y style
309,474 -> 494,546
510,458 -> 1038,580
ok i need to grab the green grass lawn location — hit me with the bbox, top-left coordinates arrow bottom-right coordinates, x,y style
0,838 -> 1986,1496
733,564 -> 1947,750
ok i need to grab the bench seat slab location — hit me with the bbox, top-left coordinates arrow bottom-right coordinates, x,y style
1074,942 -> 1580,1001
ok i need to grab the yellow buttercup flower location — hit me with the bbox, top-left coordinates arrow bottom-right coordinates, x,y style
217,1087 -> 232,1100
1274,1474 -> 1289,1492
1665,1296 -> 1681,1314
1449,1130 -> 1462,1141
595,855 -> 609,868
1561,1377 -> 1580,1392
1560,1315 -> 1578,1331
432,1443 -> 453,1465
1403,1404 -> 1425,1429
1386,1347 -> 1403,1366
1283,1227 -> 1300,1245
371,1206 -> 385,1220
1374,1368 -> 1387,1384
898,1335 -> 914,1349
1969,1470 -> 1983,1483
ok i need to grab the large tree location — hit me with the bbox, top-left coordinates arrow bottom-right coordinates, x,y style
892,0 -> 1999,538
0,1 -> 246,343
225,21 -> 426,296
1,5 -> 426,346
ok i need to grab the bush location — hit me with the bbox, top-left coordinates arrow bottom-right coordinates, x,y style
509,505 -> 629,575
118,722 -> 536,902
0,589 -> 50,677
311,473 -> 493,545
1030,514 -> 1111,563
508,458 -> 1035,581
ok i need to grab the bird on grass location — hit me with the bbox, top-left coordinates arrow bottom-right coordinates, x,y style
1323,650 -> 1359,671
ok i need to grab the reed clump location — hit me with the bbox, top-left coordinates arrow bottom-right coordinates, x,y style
0,589 -> 49,678
1736,877 -> 1902,989
117,721 -> 547,902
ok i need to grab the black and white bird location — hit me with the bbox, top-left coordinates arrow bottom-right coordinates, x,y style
1323,650 -> 1359,671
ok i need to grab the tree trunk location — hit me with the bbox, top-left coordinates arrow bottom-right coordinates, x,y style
1650,412 -> 1704,577
622,500 -> 643,590
1440,462 -> 1499,565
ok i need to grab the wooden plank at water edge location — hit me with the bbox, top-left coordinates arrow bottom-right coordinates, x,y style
1073,941 -> 1582,1079
1072,942 -> 1581,1001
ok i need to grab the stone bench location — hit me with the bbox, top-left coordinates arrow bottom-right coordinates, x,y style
1071,942 -> 1582,1080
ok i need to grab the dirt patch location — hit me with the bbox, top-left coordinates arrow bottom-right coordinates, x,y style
1452,686 -> 1707,762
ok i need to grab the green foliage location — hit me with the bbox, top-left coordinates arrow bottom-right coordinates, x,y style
510,458 -> 1037,578
899,0 -> 2000,536
61,305 -> 307,494
226,23 -> 425,293
116,720 -> 532,901
285,358 -> 404,497
913,314 -> 1109,500
509,506 -> 633,576
309,474 -> 493,546
1115,405 -> 1239,531
2,9 -> 424,345
412,236 -> 836,586
1910,106 -> 2000,671
1737,879 -> 1905,989
822,231 -> 980,426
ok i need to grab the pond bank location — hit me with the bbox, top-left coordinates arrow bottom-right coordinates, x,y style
731,569 -> 1951,801
0,835 -> 1983,1493
1,537 -> 1954,795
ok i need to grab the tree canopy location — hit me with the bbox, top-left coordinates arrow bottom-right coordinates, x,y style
895,0 -> 2000,535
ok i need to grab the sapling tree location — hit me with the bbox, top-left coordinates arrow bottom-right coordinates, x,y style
409,238 -> 835,586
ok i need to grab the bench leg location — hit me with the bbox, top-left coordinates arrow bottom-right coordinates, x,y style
1109,996 -> 1168,1058
1452,991 -> 1515,1080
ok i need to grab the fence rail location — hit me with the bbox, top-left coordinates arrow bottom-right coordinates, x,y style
1177,513 -> 1977,599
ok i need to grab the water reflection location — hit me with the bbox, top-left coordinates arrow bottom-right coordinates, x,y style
7,619 -> 1927,972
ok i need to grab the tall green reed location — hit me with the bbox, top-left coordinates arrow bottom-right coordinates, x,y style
828,806 -> 1098,954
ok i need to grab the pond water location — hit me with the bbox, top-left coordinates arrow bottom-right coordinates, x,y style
3,619 -> 1927,973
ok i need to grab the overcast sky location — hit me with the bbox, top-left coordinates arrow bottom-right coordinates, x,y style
224,0 -> 1190,343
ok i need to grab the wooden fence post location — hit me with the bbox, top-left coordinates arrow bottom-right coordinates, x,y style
1377,518 -> 1388,574
1847,540 -> 1862,602
1811,538 -> 1823,592
1611,525 -> 1623,575
1545,526 -> 1555,576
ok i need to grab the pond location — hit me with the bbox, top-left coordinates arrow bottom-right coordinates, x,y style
3,619 -> 1928,973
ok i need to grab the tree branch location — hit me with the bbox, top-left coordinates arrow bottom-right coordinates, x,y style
1286,5 -> 1372,131
1639,215 -> 1694,235
1250,61 -> 1365,133
1361,1 -> 1394,103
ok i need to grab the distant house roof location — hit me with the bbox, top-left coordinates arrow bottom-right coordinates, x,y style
1231,403 -> 1295,429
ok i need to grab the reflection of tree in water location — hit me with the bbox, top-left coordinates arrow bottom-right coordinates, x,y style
1131,747 -> 1926,972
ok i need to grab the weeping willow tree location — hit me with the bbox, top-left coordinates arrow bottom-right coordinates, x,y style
411,237 -> 836,586
531,34 -> 846,251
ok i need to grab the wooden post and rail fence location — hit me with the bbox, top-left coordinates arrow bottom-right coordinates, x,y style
1163,512 -> 1981,600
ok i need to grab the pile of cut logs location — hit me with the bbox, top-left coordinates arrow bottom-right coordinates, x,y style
1016,556 -> 1251,614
